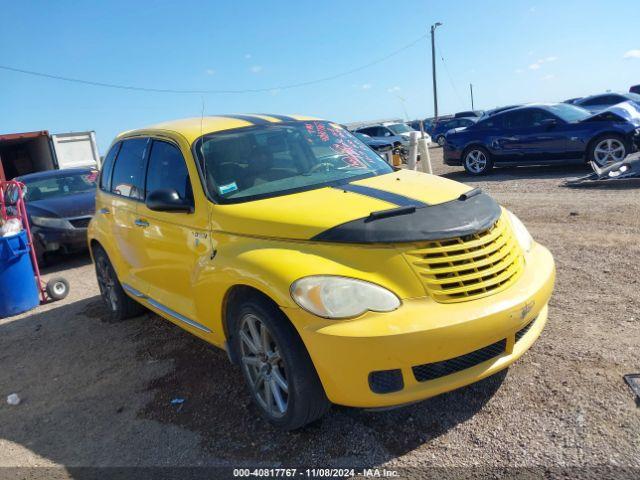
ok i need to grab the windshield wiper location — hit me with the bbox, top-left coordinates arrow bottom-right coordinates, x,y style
365,205 -> 416,222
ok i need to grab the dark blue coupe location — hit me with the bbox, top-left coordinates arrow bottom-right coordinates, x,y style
443,102 -> 640,175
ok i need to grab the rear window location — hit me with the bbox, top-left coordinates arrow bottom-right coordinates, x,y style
111,138 -> 149,200
99,142 -> 120,192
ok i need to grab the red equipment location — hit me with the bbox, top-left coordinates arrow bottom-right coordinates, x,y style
0,180 -> 69,303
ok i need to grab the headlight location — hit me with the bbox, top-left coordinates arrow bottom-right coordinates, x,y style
291,276 -> 401,319
31,216 -> 72,229
506,210 -> 533,253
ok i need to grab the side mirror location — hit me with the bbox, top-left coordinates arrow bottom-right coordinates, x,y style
145,189 -> 193,213
540,118 -> 557,129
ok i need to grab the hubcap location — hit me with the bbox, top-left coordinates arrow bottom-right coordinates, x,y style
594,139 -> 625,166
239,313 -> 289,418
53,282 -> 66,295
465,150 -> 487,173
96,258 -> 118,311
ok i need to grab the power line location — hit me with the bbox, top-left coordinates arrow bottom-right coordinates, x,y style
437,45 -> 465,109
0,34 -> 427,95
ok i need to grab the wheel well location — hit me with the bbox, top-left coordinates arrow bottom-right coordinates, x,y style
461,143 -> 487,158
585,132 -> 628,162
222,285 -> 284,363
89,239 -> 102,261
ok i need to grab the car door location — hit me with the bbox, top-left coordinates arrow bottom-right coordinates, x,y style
134,138 -> 211,330
491,111 -> 529,161
104,137 -> 150,294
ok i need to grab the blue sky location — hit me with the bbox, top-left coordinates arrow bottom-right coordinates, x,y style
1,0 -> 639,153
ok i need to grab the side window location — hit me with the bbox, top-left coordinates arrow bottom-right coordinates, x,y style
145,141 -> 192,201
111,138 -> 149,200
99,142 -> 121,192
529,109 -> 555,126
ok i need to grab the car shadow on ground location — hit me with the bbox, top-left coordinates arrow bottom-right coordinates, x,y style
0,297 -> 506,467
40,251 -> 92,275
441,164 -> 590,184
137,309 -> 507,465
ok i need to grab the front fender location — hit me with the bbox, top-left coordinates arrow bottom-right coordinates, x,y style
211,233 -> 425,307
193,232 -> 426,344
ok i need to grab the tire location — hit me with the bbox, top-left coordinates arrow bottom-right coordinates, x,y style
93,245 -> 145,321
436,135 -> 446,147
588,134 -> 628,167
46,277 -> 69,301
463,146 -> 494,175
231,295 -> 331,430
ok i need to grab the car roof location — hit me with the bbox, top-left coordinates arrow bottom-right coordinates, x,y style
117,114 -> 322,144
15,167 -> 96,182
576,92 -> 629,103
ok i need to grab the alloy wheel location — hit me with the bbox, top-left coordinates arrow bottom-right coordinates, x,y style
96,257 -> 118,312
437,136 -> 446,146
465,149 -> 488,174
594,138 -> 625,166
239,313 -> 289,418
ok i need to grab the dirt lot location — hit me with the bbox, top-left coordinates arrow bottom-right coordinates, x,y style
0,148 -> 638,476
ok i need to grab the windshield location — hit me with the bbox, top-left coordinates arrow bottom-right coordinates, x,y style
23,171 -> 98,201
625,92 -> 640,103
545,104 -> 591,122
386,123 -> 413,135
195,121 -> 393,203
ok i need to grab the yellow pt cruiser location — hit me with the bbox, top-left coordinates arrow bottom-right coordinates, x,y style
88,114 -> 555,430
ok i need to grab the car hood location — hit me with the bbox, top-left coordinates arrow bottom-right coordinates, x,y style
211,170 -> 488,242
26,191 -> 96,219
365,138 -> 393,147
582,101 -> 640,127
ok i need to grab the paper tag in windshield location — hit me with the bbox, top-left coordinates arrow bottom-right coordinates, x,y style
218,182 -> 238,195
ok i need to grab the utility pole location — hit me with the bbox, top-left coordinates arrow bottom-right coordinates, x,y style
430,22 -> 442,120
470,83 -> 475,110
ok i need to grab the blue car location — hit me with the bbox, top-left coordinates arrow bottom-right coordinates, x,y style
15,168 -> 97,263
573,92 -> 640,114
432,117 -> 477,146
444,102 -> 640,175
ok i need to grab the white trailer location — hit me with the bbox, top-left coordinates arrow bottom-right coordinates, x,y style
0,130 -> 100,180
50,132 -> 101,169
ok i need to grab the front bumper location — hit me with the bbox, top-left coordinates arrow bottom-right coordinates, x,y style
283,243 -> 555,408
32,226 -> 89,253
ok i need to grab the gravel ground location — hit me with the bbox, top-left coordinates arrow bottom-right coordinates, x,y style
0,148 -> 638,477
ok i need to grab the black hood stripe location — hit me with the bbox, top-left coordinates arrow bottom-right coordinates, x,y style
313,191 -> 501,244
336,184 -> 428,207
218,114 -> 271,125
257,114 -> 298,122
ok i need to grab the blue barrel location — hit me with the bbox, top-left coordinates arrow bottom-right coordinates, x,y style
0,230 -> 40,317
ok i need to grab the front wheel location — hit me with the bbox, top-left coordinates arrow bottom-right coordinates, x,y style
232,296 -> 330,430
589,135 -> 627,167
436,135 -> 446,147
463,146 -> 494,175
93,245 -> 146,321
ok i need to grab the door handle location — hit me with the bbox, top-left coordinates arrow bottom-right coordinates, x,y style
134,218 -> 149,228
98,208 -> 110,215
